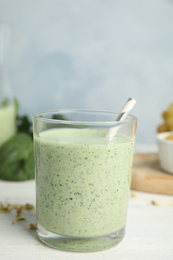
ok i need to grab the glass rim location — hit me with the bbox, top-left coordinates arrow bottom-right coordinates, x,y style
33,109 -> 137,125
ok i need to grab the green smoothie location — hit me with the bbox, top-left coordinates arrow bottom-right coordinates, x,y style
0,104 -> 16,147
34,128 -> 134,238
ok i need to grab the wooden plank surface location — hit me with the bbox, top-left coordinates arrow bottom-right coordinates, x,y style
131,153 -> 173,195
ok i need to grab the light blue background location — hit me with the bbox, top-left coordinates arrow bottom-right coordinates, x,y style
0,0 -> 173,143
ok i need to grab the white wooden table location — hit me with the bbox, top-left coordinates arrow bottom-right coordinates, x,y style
0,146 -> 173,260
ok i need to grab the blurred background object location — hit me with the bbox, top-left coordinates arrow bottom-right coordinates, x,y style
0,0 -> 173,144
0,22 -> 34,181
0,22 -> 16,147
157,103 -> 173,133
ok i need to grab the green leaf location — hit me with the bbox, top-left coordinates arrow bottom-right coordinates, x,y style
14,98 -> 20,114
16,115 -> 32,137
0,133 -> 35,181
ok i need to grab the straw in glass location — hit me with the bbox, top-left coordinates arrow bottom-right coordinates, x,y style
106,97 -> 136,140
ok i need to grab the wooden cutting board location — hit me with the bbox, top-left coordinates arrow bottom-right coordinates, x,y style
131,153 -> 173,195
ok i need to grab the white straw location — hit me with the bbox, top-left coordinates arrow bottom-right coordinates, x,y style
106,97 -> 136,140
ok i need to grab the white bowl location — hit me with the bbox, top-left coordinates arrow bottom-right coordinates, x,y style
157,132 -> 173,174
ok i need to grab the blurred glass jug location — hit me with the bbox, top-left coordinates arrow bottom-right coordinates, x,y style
0,22 -> 16,147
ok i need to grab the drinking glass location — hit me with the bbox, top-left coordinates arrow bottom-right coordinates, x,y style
33,109 -> 137,252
